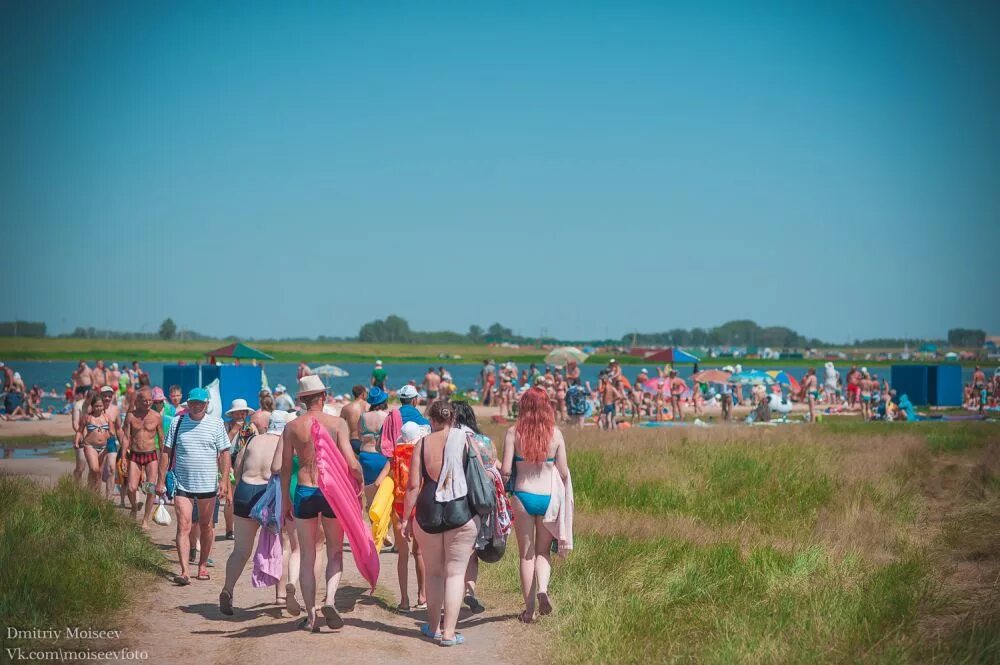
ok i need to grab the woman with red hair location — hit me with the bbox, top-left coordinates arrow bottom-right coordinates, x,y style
501,387 -> 571,623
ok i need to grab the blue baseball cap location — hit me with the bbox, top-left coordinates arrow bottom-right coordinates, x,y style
366,386 -> 388,406
187,387 -> 210,403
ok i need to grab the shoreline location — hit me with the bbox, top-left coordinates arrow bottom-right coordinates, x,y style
0,337 -> 989,367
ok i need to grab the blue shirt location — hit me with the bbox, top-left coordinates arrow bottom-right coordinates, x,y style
399,404 -> 429,426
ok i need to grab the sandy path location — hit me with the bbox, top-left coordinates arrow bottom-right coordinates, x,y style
0,413 -> 75,437
0,458 -> 528,665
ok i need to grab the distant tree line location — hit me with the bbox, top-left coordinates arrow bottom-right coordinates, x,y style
947,328 -> 987,347
2,317 -> 989,349
61,318 -> 211,341
358,316 -> 519,345
0,321 -> 46,337
624,320 -> 825,349
355,315 -> 621,347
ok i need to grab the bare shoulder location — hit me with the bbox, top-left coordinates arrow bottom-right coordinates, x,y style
284,415 -> 309,440
318,412 -> 345,433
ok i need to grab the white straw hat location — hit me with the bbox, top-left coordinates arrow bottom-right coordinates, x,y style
297,375 -> 327,398
225,398 -> 255,416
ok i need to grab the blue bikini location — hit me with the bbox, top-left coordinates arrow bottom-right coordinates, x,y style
512,455 -> 555,516
357,415 -> 389,486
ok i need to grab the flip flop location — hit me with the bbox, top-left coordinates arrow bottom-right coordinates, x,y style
464,595 -> 485,614
419,623 -> 441,640
285,584 -> 301,616
320,605 -> 343,629
518,609 -> 535,624
297,617 -> 320,633
537,592 -> 553,616
414,601 -> 427,610
439,633 -> 465,647
219,590 -> 233,616
396,602 -> 411,613
173,575 -> 191,586
195,568 -> 210,581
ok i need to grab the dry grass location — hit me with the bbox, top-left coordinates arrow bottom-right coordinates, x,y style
478,421 -> 1000,663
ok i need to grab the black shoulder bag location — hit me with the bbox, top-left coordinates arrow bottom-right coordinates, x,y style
415,437 -> 474,534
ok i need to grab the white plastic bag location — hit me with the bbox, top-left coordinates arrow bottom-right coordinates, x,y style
204,379 -> 224,420
153,500 -> 172,526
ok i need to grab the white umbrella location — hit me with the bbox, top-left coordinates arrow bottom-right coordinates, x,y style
311,364 -> 349,378
544,347 -> 588,367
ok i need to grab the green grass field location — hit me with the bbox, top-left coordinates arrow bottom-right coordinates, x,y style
0,476 -> 164,642
0,336 -> 978,367
476,421 -> 1000,664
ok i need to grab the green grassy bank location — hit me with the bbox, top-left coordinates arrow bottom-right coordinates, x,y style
0,476 -> 164,643
0,337 -> 982,367
478,421 -> 1000,663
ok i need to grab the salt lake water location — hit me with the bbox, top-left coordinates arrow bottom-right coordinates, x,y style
3,360 -> 990,410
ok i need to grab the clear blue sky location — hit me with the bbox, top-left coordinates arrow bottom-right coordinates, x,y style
2,1 -> 997,342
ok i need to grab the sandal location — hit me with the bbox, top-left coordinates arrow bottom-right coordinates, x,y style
419,623 -> 441,640
518,609 -> 536,624
320,605 -> 343,629
464,595 -> 485,614
414,601 -> 427,610
298,617 -> 320,633
195,568 -> 210,581
173,575 -> 191,586
219,589 -> 233,616
396,602 -> 411,613
439,633 -> 465,647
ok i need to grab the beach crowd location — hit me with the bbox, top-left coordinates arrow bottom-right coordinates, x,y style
19,358 -> 574,646
1,354 -> 998,646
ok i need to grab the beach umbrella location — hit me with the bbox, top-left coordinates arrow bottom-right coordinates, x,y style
728,369 -> 775,386
207,342 -> 274,361
766,370 -> 800,392
691,369 -> 732,384
312,364 -> 350,378
545,347 -> 588,367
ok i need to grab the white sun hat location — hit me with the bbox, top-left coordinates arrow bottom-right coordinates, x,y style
225,398 -> 255,416
399,421 -> 430,443
266,410 -> 290,434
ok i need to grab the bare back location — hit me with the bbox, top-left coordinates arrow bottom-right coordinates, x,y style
238,432 -> 280,484
251,409 -> 271,433
340,399 -> 367,441
416,428 -> 449,482
282,410 -> 359,489
503,426 -> 570,496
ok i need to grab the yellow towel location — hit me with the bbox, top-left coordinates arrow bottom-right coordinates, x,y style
369,477 -> 395,549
